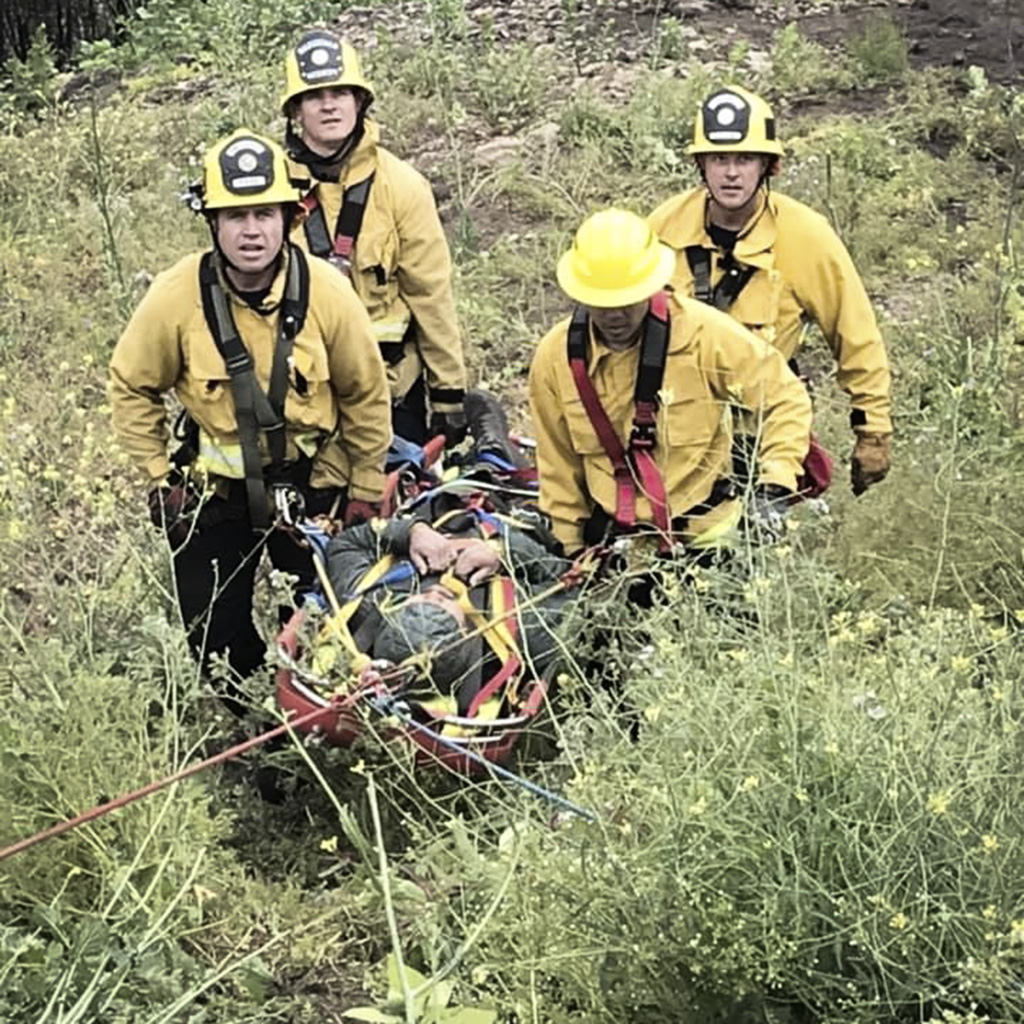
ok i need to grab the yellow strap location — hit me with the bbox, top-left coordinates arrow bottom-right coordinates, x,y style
313,550 -> 399,663
437,571 -> 519,667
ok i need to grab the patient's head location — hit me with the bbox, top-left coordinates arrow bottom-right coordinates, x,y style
372,587 -> 475,692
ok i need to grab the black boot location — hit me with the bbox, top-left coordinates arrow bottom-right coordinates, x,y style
464,389 -> 527,469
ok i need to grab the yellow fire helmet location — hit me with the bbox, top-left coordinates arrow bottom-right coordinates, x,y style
686,85 -> 784,157
198,130 -> 304,211
280,29 -> 374,115
557,208 -> 676,308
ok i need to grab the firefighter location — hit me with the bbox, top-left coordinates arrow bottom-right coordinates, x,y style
109,129 -> 391,702
281,28 -> 467,447
528,208 -> 813,556
648,85 -> 892,496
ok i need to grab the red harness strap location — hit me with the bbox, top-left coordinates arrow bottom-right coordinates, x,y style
566,293 -> 672,546
299,174 -> 375,275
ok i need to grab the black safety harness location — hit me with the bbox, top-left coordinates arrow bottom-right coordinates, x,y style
683,245 -> 757,312
198,246 -> 310,530
300,174 -> 375,277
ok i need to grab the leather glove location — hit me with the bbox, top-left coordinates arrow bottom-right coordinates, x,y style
851,432 -> 891,496
148,472 -> 200,547
749,484 -> 793,543
343,499 -> 382,528
428,408 -> 468,449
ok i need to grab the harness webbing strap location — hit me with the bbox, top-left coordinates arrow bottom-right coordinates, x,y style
566,295 -> 672,546
684,245 -> 756,312
198,247 -> 310,530
567,307 -> 635,528
685,245 -> 713,304
301,174 -> 375,275
631,292 -> 671,546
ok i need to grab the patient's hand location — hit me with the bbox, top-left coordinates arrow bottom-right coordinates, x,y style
408,523 -> 455,574
454,540 -> 501,586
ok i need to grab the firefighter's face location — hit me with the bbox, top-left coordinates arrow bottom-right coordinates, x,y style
296,87 -> 360,155
701,152 -> 769,213
589,300 -> 649,350
214,205 -> 285,276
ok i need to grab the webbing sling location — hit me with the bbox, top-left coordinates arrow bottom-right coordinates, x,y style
300,174 -> 375,276
684,245 -> 757,312
198,246 -> 310,530
566,293 -> 672,548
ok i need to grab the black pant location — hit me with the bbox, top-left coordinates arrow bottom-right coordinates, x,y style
171,491 -> 317,709
392,374 -> 428,445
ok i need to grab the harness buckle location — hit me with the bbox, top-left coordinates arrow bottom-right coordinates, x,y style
327,252 -> 353,276
225,351 -> 252,374
630,421 -> 657,450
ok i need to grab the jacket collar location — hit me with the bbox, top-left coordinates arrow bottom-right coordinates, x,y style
286,118 -> 380,186
215,245 -> 290,314
661,188 -> 778,269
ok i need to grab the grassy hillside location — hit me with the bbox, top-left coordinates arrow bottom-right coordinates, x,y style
1,1 -> 1023,1021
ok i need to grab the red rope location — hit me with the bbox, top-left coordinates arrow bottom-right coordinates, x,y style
0,703 -> 334,865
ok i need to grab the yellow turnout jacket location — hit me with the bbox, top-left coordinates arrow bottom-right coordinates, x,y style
290,120 -> 466,411
109,247 -> 391,501
648,188 -> 892,435
528,294 -> 812,553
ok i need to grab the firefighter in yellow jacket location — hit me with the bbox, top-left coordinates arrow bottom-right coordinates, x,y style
647,86 -> 892,496
280,29 -> 467,447
109,129 -> 391,699
529,208 -> 812,556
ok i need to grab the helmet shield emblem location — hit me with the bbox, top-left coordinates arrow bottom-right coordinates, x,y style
295,31 -> 343,85
219,137 -> 275,195
703,91 -> 752,145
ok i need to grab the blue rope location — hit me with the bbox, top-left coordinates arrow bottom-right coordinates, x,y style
367,696 -> 597,823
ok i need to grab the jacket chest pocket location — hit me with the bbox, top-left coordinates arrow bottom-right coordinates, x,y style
563,396 -> 623,458
354,217 -> 399,314
183,334 -> 237,437
725,266 -> 780,338
664,380 -> 724,451
286,342 -> 333,428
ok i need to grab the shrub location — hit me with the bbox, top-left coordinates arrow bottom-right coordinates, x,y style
845,16 -> 910,83
401,551 -> 1024,1022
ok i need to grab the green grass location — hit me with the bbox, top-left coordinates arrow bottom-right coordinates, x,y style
2,0 -> 1024,1020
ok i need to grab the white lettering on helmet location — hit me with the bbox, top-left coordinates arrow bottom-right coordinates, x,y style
301,67 -> 339,81
231,175 -> 269,190
225,139 -> 267,158
296,36 -> 338,56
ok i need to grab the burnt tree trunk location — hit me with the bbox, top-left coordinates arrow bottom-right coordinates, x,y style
1,0 -> 139,67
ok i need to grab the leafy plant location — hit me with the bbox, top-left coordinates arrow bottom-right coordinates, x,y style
0,25 -> 57,128
845,15 -> 910,82
771,23 -> 854,95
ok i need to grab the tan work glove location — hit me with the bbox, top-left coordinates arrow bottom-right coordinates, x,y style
851,432 -> 891,496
